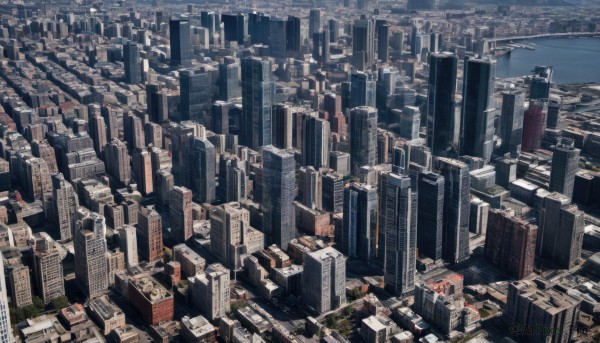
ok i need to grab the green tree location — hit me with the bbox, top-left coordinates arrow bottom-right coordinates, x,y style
49,296 -> 69,311
32,296 -> 45,311
164,248 -> 172,263
343,306 -> 354,317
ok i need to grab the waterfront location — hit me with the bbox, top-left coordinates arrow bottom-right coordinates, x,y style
495,37 -> 600,84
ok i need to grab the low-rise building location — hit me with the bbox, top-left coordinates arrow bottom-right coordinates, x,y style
128,275 -> 174,325
88,295 -> 126,335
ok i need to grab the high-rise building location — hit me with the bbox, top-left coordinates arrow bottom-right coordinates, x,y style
499,90 -> 525,157
350,71 -> 376,109
189,263 -> 230,321
377,23 -> 390,62
505,280 -> 579,343
426,53 -> 458,157
537,192 -> 584,269
210,202 -> 264,270
189,137 -> 216,204
88,114 -> 107,158
435,158 -> 470,264
521,100 -> 547,152
218,62 -> 241,101
180,68 -> 213,123
105,138 -> 131,186
0,253 -> 12,343
485,209 -> 537,279
349,107 -> 378,175
132,148 -> 153,196
272,104 -> 293,149
376,67 -> 397,124
51,173 -> 79,241
32,233 -> 65,304
417,171 -> 444,261
286,16 -> 301,54
529,65 -> 553,100
549,138 -> 580,199
381,173 -> 417,297
547,95 -> 561,129
261,145 -> 295,250
123,41 -> 142,84
75,210 -> 108,299
124,113 -> 145,151
269,17 -> 287,60
309,9 -> 321,36
170,17 -> 192,67
301,115 -> 330,169
118,225 -> 139,267
299,167 -> 322,210
303,247 -> 346,314
241,57 -> 274,150
352,17 -> 375,70
146,83 -> 169,123
169,186 -> 193,243
137,205 -> 163,263
460,58 -> 496,162
6,263 -> 32,308
322,172 -> 344,213
342,183 -> 378,260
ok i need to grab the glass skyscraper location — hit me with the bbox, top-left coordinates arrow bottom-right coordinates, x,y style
170,17 -> 192,67
241,57 -> 274,150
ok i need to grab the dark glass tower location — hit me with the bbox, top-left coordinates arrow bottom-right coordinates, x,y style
377,23 -> 390,62
352,17 -> 375,70
241,57 -> 274,150
426,53 -> 458,157
123,41 -> 142,84
549,138 -> 580,199
460,58 -> 496,162
262,145 -> 295,250
169,17 -> 191,67
286,16 -> 301,53
417,171 -> 444,261
342,183 -> 378,261
180,69 -> 212,123
499,90 -> 525,157
350,71 -> 376,109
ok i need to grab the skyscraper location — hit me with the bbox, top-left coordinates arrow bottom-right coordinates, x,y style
218,62 -> 241,101
118,225 -> 139,267
342,183 -> 378,260
309,9 -> 321,36
303,247 -> 346,314
88,114 -> 107,158
75,210 -> 108,299
499,90 -> 525,157
137,205 -> 163,263
352,17 -> 375,70
180,68 -> 213,123
169,186 -> 193,243
262,145 -> 295,250
241,57 -> 274,150
521,100 -> 547,152
286,16 -> 301,54
105,138 -> 131,186
349,107 -> 378,175
0,253 -> 12,343
210,202 -> 264,270
485,209 -> 537,279
123,41 -> 142,84
51,173 -> 79,241
302,115 -> 330,169
549,138 -> 580,199
537,192 -> 584,269
269,17 -> 287,60
435,158 -> 471,264
132,148 -> 153,196
32,234 -> 65,304
529,65 -> 553,100
189,137 -> 216,204
169,17 -> 191,67
377,23 -> 390,62
380,173 -> 417,297
417,171 -> 444,261
427,53 -> 458,157
272,104 -> 293,149
460,58 -> 496,162
351,71 -> 376,109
